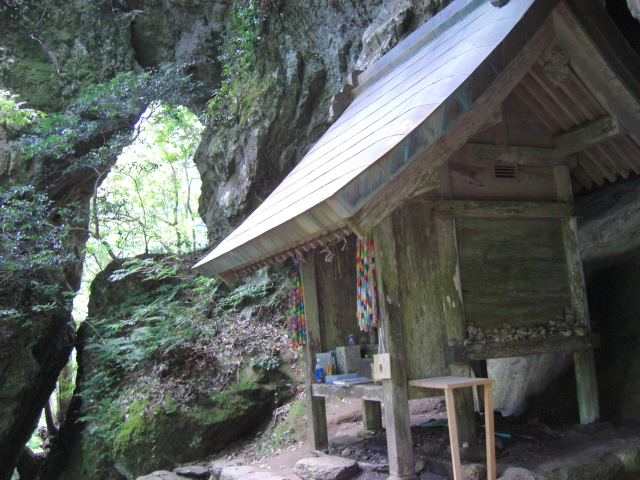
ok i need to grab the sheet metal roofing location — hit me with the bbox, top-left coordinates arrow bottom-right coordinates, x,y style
194,0 -> 539,278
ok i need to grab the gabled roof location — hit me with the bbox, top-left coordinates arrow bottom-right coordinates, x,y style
193,0 -> 640,281
193,0 -> 551,280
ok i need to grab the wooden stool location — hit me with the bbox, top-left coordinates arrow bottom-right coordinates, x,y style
409,376 -> 496,480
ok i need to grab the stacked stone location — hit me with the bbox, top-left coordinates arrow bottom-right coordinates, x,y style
450,308 -> 588,346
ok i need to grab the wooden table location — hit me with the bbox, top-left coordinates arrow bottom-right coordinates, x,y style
408,376 -> 496,480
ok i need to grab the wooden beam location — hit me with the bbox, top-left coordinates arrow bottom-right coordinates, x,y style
346,13 -> 556,236
300,252 -> 329,450
555,165 -> 600,424
311,382 -> 384,401
553,116 -> 624,155
553,4 -> 640,148
608,138 -> 640,175
431,200 -> 574,218
445,334 -> 601,363
513,83 -> 561,132
582,148 -> 616,183
475,106 -> 503,134
449,143 -> 565,166
436,217 -> 476,447
373,216 -> 417,479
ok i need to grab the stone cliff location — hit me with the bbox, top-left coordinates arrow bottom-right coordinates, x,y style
3,0 -> 640,477
0,0 -> 452,476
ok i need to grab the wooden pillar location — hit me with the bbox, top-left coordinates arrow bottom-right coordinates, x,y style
373,216 -> 418,480
555,165 -> 600,424
361,400 -> 383,431
300,252 -> 329,450
436,216 -> 477,445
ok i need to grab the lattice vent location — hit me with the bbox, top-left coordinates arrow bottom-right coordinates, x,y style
493,163 -> 518,179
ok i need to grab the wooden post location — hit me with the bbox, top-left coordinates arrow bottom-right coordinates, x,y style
484,383 -> 496,480
300,252 -> 329,450
555,165 -> 600,424
373,216 -> 418,480
361,400 -> 383,431
436,216 -> 477,445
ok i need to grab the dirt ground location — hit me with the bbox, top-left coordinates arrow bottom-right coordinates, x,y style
217,394 -> 640,479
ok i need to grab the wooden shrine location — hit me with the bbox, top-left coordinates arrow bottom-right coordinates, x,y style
194,0 -> 640,478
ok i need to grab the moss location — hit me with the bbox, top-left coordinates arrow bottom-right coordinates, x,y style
108,378 -> 281,478
163,393 -> 179,414
2,58 -> 62,111
113,400 -> 146,452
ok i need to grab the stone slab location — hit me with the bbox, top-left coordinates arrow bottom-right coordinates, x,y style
173,465 -> 210,478
498,467 -> 548,480
295,454 -> 360,480
136,471 -> 191,480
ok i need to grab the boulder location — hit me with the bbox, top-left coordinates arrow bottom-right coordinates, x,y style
613,447 -> 640,472
294,455 -> 360,480
136,471 -> 191,480
462,463 -> 487,480
499,467 -> 547,480
537,454 -> 623,480
173,465 -> 211,478
419,473 -> 446,480
218,465 -> 256,480
218,465 -> 290,480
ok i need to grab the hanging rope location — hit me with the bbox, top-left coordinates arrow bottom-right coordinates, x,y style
287,252 -> 306,349
356,234 -> 378,331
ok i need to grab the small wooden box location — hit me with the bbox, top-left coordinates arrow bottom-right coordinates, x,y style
373,353 -> 391,380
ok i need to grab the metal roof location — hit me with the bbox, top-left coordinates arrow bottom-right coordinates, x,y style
193,0 -> 548,280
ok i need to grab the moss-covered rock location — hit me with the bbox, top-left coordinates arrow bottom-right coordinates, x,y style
111,378 -> 278,478
0,268 -> 75,479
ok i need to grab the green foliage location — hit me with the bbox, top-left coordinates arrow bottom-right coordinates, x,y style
248,353 -> 280,371
0,184 -> 74,322
205,0 -> 270,124
19,65 -> 202,169
0,90 -> 44,126
217,282 -> 273,311
78,255 -> 290,474
90,104 -> 205,256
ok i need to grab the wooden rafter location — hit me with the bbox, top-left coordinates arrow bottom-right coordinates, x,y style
553,115 -> 623,155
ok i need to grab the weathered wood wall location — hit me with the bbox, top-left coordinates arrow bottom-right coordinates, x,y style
456,217 -> 571,331
390,200 -> 451,380
450,163 -> 557,200
315,235 -> 377,350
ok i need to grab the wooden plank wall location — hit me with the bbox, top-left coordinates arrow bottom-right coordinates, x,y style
391,200 -> 451,380
450,163 -> 557,201
316,235 -> 377,350
456,217 -> 572,331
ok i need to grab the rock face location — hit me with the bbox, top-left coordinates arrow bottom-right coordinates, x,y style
2,0 -> 640,477
578,176 -> 640,423
537,454 -> 623,480
58,258 -> 292,479
194,0 -> 451,245
0,268 -> 75,479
